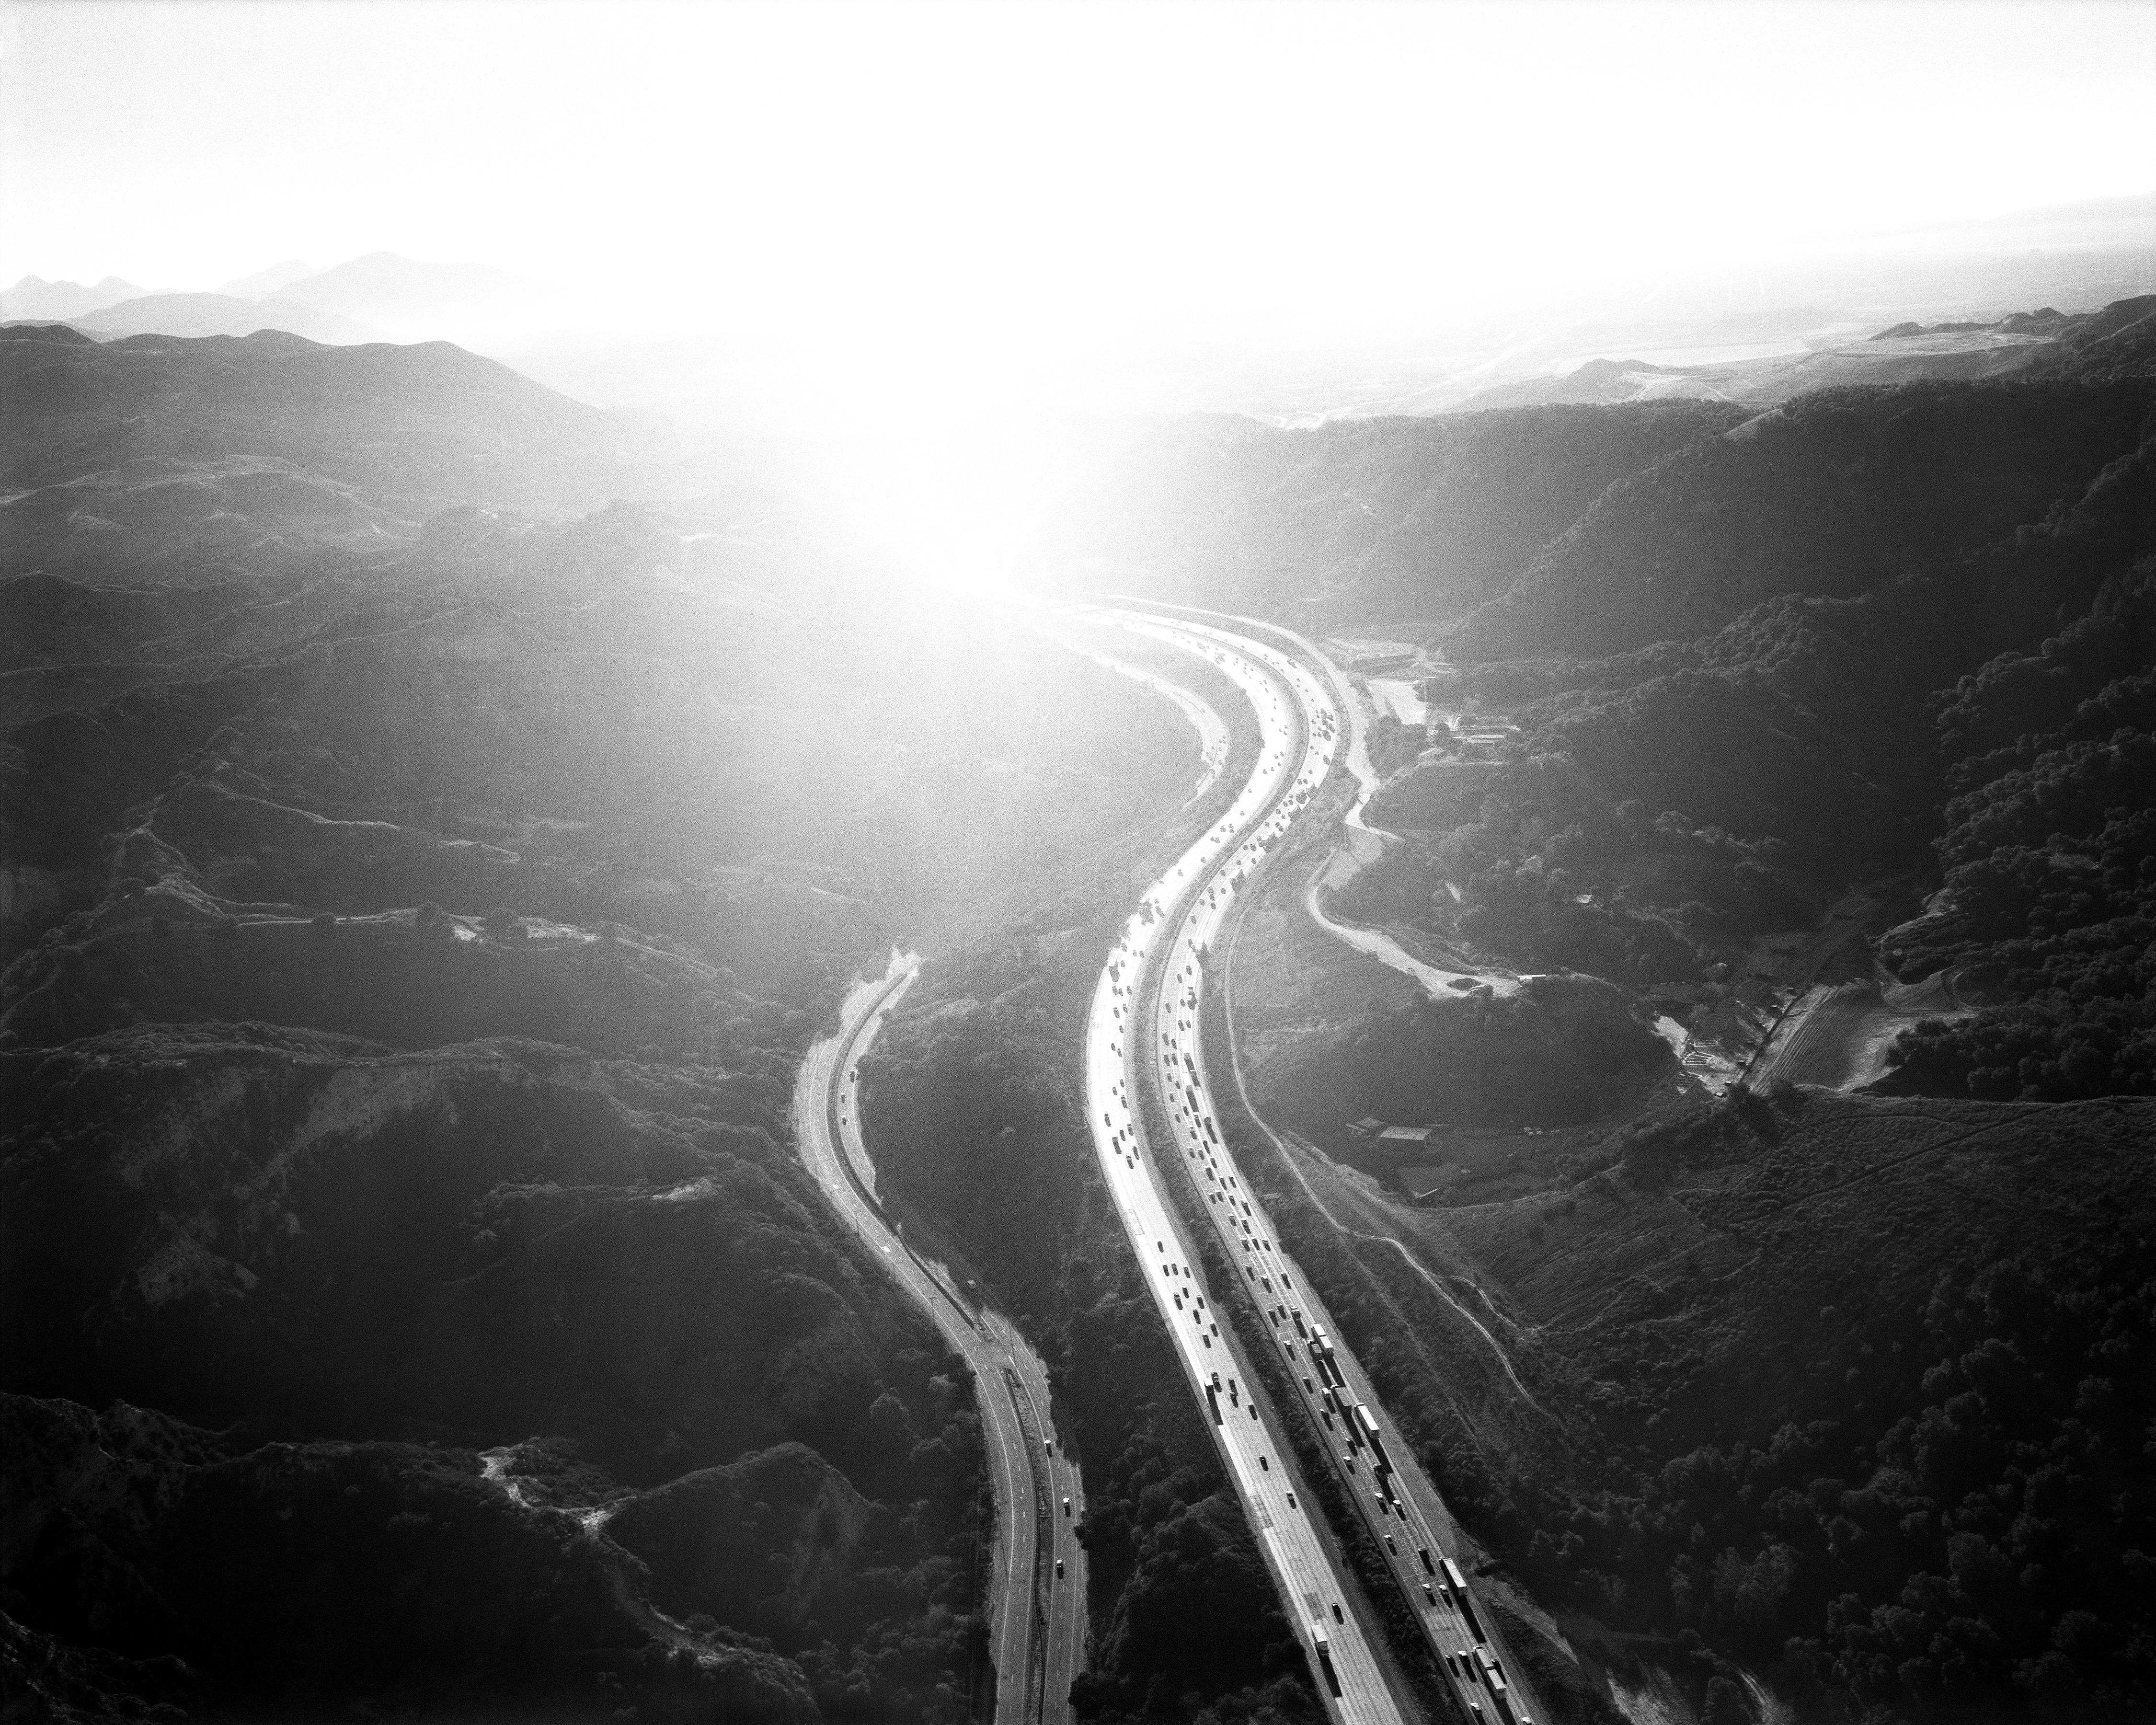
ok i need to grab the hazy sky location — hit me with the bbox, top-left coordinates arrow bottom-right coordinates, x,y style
5,0 -> 2153,353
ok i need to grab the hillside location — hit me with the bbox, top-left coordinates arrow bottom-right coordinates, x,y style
1055,351 -> 2156,1119
0,322 -> 636,514
68,289 -> 382,344
1043,402 -> 1743,626
1446,377 -> 2155,660
0,331 -> 1211,1720
1444,296 -> 2156,416
270,250 -> 551,344
1058,347 -> 2156,1720
0,1023 -> 981,1721
1040,297 -> 2156,642
1248,1081 -> 2155,1723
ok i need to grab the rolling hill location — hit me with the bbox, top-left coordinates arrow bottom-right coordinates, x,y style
68,290 -> 381,345
0,274 -> 145,323
0,322 -> 634,514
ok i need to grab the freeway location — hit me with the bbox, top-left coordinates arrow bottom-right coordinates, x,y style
793,954 -> 1088,1724
1076,604 -> 1551,1725
1073,605 -> 1410,1725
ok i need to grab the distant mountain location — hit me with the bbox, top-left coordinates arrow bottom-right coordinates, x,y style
0,324 -> 631,515
1447,371 -> 2155,661
0,274 -> 146,322
1444,296 -> 2156,415
214,258 -> 320,299
273,251 -> 553,345
69,291 -> 381,345
1447,356 -> 1731,412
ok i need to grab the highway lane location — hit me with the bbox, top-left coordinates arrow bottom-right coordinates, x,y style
1073,607 -> 1412,1725
1096,606 -> 1553,1725
794,955 -> 1087,1725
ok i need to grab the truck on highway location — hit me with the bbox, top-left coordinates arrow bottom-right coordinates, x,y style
1311,1631 -> 1342,1699
1349,1403 -> 1393,1469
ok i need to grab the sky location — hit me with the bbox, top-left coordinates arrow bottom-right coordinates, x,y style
6,0 -> 2152,580
5,0 -> 2155,360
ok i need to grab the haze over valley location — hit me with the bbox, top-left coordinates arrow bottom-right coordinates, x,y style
3,5 -> 2154,1725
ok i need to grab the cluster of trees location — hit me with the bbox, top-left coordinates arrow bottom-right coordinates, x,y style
1878,565 -> 2156,1099
0,1022 -> 990,1721
1334,744 -> 1815,989
1266,974 -> 1669,1132
1329,391 -> 2156,1111
1524,1242 -> 2155,1722
1448,379 -> 2156,660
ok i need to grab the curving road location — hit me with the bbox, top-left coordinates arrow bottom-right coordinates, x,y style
1071,606 -> 1407,1725
794,954 -> 1088,1724
1074,604 -> 1552,1725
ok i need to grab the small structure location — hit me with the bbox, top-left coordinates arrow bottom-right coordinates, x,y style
1346,1118 -> 1389,1141
1377,1125 -> 1435,1151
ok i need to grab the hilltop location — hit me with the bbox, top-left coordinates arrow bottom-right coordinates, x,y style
0,274 -> 146,322
1445,296 -> 2156,415
5,251 -> 555,348
0,322 -> 635,517
66,289 -> 382,345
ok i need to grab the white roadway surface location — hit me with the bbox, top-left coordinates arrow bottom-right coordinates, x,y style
1074,603 -> 1549,1725
794,956 -> 1087,1725
1077,604 -> 1404,1725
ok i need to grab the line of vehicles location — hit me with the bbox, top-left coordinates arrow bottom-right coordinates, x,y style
1080,610 -> 1408,1725
1107,608 -> 1545,1725
813,966 -> 1082,1724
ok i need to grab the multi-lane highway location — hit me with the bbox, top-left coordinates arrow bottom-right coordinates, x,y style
792,955 -> 1088,1724
1073,606 -> 1407,1725
1074,604 -> 1549,1725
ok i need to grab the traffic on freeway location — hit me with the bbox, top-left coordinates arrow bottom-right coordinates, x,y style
1080,604 -> 1549,1725
793,956 -> 1088,1724
1075,607 -> 1411,1725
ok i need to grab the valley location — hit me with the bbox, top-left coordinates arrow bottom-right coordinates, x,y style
5,4 -> 2153,1721
4,284 -> 2154,1725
